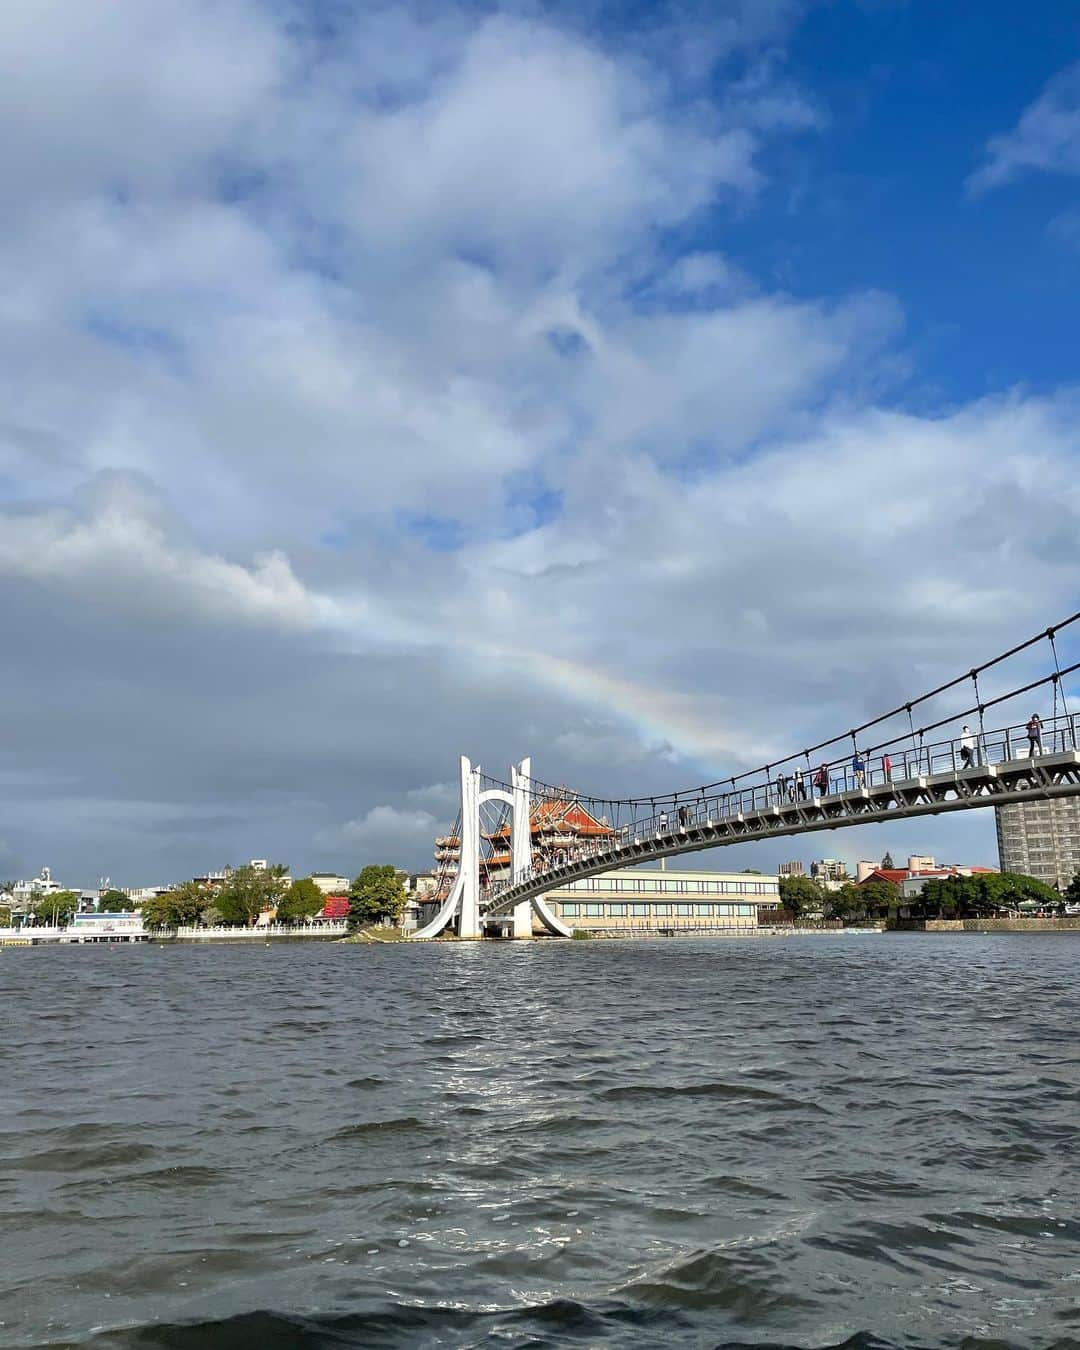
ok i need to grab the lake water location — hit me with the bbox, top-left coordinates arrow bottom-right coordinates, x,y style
2,934 -> 1078,1349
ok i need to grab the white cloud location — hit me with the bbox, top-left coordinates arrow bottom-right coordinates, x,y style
969,61 -> 1080,193
0,3 -> 821,543
0,0 -> 1076,880
337,16 -> 758,271
0,0 -> 284,205
406,782 -> 458,813
317,806 -> 441,862
0,475 -> 336,631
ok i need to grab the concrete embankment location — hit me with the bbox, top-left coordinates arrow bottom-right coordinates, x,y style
538,925 -> 884,942
920,918 -> 1080,933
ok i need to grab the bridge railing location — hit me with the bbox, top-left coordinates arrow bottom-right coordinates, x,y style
483,711 -> 1077,906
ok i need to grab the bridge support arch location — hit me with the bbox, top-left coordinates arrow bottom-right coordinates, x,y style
511,758 -> 573,938
412,754 -> 572,939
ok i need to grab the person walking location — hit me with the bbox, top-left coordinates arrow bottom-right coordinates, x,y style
852,751 -> 865,789
882,751 -> 892,780
775,772 -> 788,803
1026,713 -> 1042,757
678,804 -> 691,828
959,724 -> 977,768
814,762 -> 829,797
794,767 -> 807,800
658,807 -> 669,833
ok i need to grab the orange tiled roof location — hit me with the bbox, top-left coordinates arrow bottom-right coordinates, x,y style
484,798 -> 615,841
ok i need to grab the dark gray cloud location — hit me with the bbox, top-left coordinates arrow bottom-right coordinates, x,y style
0,0 -> 1076,889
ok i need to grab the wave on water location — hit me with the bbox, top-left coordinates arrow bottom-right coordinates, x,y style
71,1304 -> 927,1350
7,936 -> 1080,1350
327,1116 -> 431,1140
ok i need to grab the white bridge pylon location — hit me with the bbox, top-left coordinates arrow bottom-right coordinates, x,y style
411,756 -> 572,941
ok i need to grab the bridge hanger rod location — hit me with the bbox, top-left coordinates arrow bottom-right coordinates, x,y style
861,657 -> 1080,756
507,610 -> 1080,807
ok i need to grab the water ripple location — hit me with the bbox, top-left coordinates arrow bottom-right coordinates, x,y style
2,934 -> 1080,1348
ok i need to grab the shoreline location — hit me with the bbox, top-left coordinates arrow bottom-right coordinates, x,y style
6,921 -> 1080,950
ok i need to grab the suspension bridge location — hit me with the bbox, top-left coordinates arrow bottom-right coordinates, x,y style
414,615 -> 1080,939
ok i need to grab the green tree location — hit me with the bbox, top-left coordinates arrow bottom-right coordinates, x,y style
348,865 -> 407,928
215,864 -> 289,926
99,888 -> 129,911
277,877 -> 326,922
828,882 -> 866,924
140,881 -> 212,929
982,872 -> 1061,908
32,890 -> 79,924
1065,873 -> 1080,905
778,874 -> 826,920
916,871 -> 1059,919
855,877 -> 900,922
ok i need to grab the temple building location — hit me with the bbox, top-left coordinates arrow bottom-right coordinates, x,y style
432,797 -> 618,893
484,797 -> 618,881
427,798 -> 780,936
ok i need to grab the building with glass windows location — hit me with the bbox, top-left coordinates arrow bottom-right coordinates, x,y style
995,799 -> 1080,891
539,867 -> 779,935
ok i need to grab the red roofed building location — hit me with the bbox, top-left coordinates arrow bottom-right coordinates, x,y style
857,863 -> 997,900
432,797 -> 617,896
317,895 -> 350,920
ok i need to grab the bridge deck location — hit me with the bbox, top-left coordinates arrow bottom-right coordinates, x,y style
484,749 -> 1080,915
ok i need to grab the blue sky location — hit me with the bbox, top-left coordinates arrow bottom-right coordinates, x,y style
663,2 -> 1080,405
0,0 -> 1077,884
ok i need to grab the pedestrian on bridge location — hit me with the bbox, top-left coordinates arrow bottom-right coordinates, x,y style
1027,713 -> 1042,757
959,724 -> 977,768
658,807 -> 669,832
852,752 -> 866,788
814,763 -> 829,797
882,752 -> 892,780
794,768 -> 807,800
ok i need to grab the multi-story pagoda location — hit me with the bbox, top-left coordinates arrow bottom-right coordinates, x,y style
431,797 -> 617,893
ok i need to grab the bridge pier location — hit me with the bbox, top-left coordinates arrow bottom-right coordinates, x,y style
457,756 -> 482,939
510,758 -> 533,938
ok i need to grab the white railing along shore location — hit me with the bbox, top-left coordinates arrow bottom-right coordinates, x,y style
170,922 -> 350,938
0,922 -> 351,943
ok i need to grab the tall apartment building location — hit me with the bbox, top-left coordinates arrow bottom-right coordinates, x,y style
809,858 -> 849,890
995,799 -> 1080,891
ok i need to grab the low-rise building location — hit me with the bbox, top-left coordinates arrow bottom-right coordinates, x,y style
310,873 -> 351,896
517,867 -> 779,936
61,912 -> 150,943
316,895 -> 350,921
9,867 -> 68,909
191,860 -> 289,889
857,862 -> 998,900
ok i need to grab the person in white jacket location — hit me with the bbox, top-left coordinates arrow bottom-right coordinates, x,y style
959,724 -> 977,768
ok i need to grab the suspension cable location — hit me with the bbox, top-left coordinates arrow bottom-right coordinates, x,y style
510,611 -> 1080,806
1050,629 -> 1070,715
